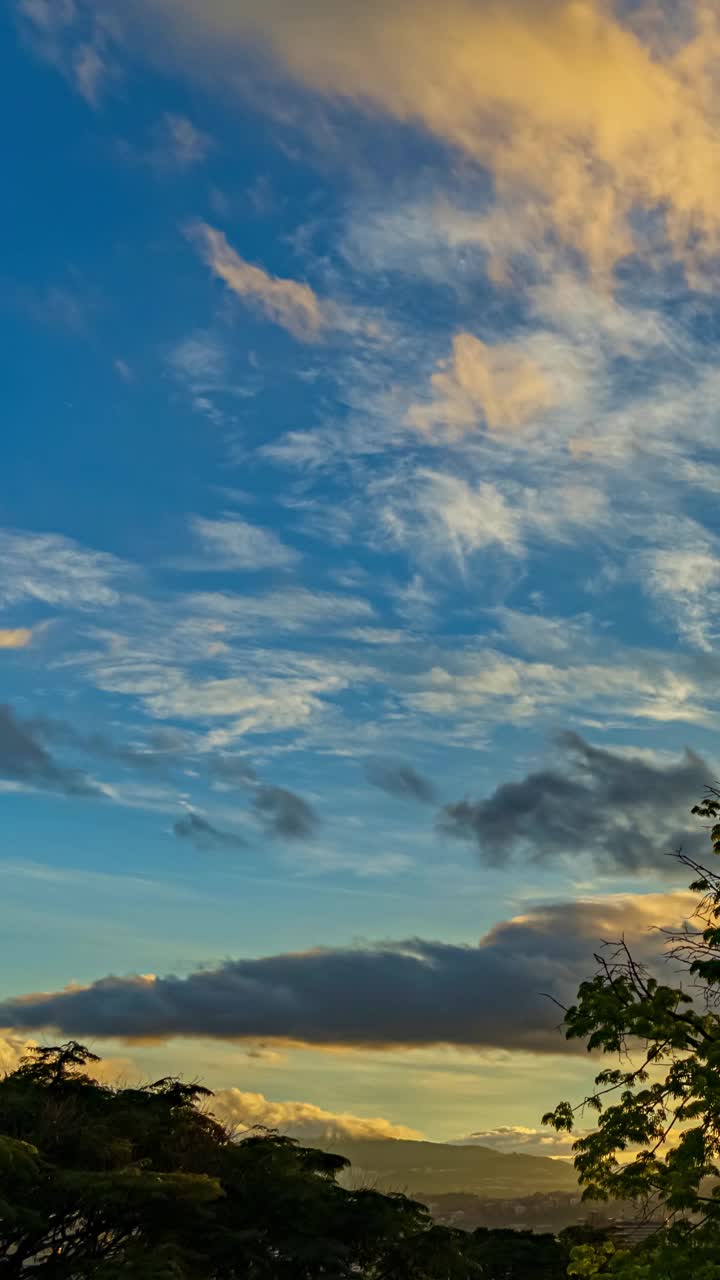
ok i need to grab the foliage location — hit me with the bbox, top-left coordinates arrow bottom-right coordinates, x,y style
0,1041 -> 569,1277
543,790 -> 720,1277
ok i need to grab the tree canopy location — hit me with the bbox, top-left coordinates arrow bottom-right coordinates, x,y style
544,790 -> 720,1278
0,1039 -> 568,1277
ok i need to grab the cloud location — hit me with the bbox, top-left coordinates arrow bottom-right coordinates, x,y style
208,754 -> 257,787
153,113 -> 213,171
385,471 -> 523,568
441,732 -> 712,874
641,535 -> 720,652
28,716 -> 189,777
17,0 -> 113,106
169,333 -> 226,386
189,222 -> 329,340
71,39 -> 106,105
404,644 -> 716,730
172,811 -> 248,852
0,528 -> 125,609
0,890 -> 695,1050
183,588 -> 373,633
407,332 -> 555,440
189,515 -> 299,570
364,758 -> 436,804
455,1125 -> 579,1158
252,785 -> 319,839
152,0 -> 720,278
211,1088 -> 423,1141
0,1032 -> 35,1076
98,665 -> 352,737
381,471 -> 605,571
0,629 -> 32,650
0,705 -> 104,798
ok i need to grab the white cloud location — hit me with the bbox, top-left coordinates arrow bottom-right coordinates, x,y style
190,515 -> 300,570
71,40 -> 105,104
184,588 -> 373,633
90,666 -> 348,738
455,1125 -> 579,1158
170,333 -> 226,385
405,647 -> 715,729
641,534 -> 720,651
380,471 -> 606,572
0,529 -> 126,609
156,113 -> 212,170
342,627 -> 406,645
383,471 -> 523,570
18,0 -> 113,106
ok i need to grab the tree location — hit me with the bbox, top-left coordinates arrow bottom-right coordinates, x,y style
543,791 -> 720,1278
0,1040 -> 568,1277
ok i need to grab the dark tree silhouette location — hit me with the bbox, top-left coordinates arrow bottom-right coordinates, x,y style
0,1041 -> 570,1277
544,791 -> 720,1277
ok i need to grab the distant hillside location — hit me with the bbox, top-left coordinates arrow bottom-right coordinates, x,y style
312,1136 -> 579,1198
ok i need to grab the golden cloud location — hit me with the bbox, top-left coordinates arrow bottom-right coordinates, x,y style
211,1086 -> 424,1141
159,1 -> 720,277
189,222 -> 328,340
0,628 -> 32,650
407,332 -> 554,438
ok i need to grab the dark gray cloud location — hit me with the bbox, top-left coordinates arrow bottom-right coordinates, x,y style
28,715 -> 190,775
208,753 -> 257,786
0,892 -> 691,1051
0,705 -> 103,798
252,785 -> 319,839
29,716 -> 256,792
364,757 -> 436,804
173,811 -> 248,851
440,732 -> 712,874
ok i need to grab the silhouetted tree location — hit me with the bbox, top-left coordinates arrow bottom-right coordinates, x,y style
543,790 -> 720,1277
0,1041 -> 571,1277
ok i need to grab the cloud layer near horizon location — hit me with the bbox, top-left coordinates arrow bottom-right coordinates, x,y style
211,1088 -> 423,1142
0,891 -> 695,1052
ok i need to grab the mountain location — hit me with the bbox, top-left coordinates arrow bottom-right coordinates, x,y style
312,1136 -> 579,1198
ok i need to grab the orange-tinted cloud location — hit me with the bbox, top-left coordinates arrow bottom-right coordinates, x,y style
190,222 -> 328,340
211,1087 -> 423,1140
0,628 -> 32,650
407,332 -> 554,438
160,1 -> 720,277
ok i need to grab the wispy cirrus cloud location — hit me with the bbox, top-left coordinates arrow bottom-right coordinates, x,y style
17,0 -> 114,106
0,529 -> 127,609
188,515 -> 300,571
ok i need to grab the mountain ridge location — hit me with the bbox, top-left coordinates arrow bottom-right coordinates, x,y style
311,1135 -> 579,1198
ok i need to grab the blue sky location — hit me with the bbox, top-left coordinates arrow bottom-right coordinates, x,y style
3,0 -> 720,1149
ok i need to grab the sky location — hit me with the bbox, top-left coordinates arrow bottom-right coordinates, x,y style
2,0 -> 720,1152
